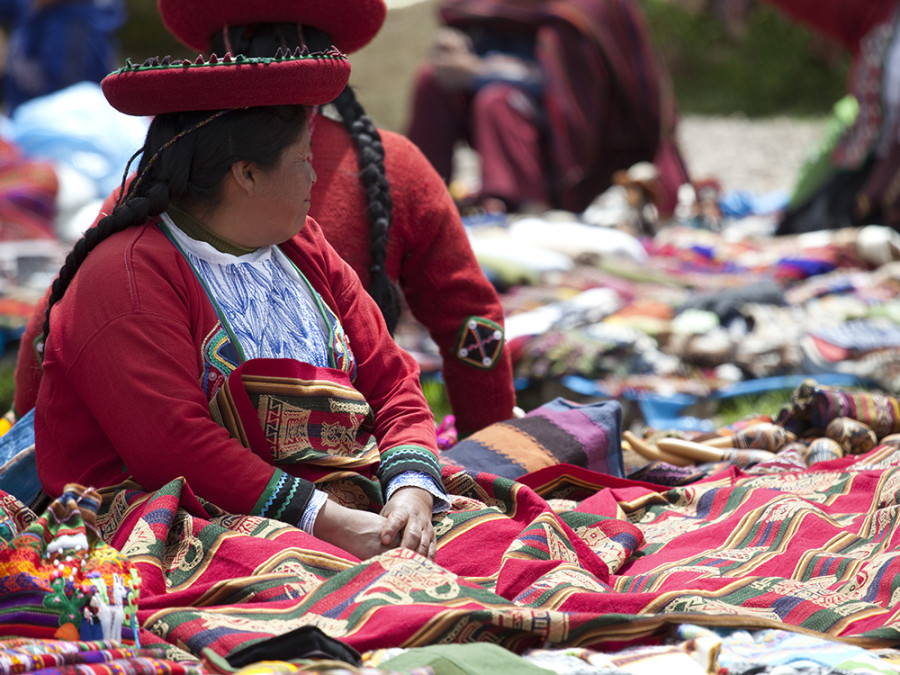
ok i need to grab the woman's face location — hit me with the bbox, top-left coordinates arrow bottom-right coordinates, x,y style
252,123 -> 316,244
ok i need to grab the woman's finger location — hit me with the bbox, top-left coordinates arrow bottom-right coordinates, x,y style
419,530 -> 435,559
400,521 -> 424,552
381,510 -> 406,546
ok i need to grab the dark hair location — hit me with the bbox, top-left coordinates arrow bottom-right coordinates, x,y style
41,105 -> 309,348
212,23 -> 402,333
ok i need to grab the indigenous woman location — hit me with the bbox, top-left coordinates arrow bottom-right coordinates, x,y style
14,0 -> 517,439
35,50 -> 445,562
31,48 -> 620,661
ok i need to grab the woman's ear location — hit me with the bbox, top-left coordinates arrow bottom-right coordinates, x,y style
230,160 -> 256,196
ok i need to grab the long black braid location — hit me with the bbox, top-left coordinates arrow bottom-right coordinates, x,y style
331,85 -> 401,333
214,23 -> 402,333
41,105 -> 309,353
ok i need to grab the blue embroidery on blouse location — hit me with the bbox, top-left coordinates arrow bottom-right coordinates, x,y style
187,251 -> 331,366
159,217 -> 357,381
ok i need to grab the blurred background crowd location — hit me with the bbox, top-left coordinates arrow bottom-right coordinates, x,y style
0,0 -> 891,428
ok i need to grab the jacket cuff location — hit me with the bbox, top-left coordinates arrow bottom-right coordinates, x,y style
251,469 -> 316,525
377,445 -> 442,491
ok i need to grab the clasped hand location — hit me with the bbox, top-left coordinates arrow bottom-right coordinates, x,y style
313,487 -> 436,561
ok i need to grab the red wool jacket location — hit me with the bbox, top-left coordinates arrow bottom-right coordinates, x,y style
16,117 -> 515,435
35,217 -> 440,521
309,118 -> 515,434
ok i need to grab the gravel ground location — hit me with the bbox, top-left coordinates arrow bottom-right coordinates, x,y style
677,114 -> 828,195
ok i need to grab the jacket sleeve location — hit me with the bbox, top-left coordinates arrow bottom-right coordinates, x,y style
759,0 -> 897,54
385,133 -> 516,436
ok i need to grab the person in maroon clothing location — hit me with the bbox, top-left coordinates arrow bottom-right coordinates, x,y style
761,0 -> 900,234
405,0 -> 690,217
13,0 -> 516,438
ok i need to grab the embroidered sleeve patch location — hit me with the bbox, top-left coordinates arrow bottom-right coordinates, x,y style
455,316 -> 505,370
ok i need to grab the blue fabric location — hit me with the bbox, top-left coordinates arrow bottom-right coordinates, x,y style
719,189 -> 790,218
187,249 -> 332,366
0,407 -> 40,505
10,81 -> 149,200
2,0 -> 125,113
0,0 -> 26,24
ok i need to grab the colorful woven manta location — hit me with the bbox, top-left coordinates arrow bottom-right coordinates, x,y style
19,446 -> 898,661
10,384 -> 900,661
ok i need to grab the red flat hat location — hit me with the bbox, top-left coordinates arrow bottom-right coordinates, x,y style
157,0 -> 387,54
101,50 -> 351,116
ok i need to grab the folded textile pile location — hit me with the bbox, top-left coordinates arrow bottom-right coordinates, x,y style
0,638 -> 205,675
425,219 -> 900,424
440,397 -> 625,479
0,137 -> 58,242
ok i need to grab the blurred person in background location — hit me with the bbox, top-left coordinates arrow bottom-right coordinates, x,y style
0,0 -> 125,114
761,0 -> 900,234
405,0 -> 690,218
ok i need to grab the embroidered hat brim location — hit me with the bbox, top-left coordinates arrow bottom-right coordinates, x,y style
101,51 -> 351,117
157,0 -> 387,54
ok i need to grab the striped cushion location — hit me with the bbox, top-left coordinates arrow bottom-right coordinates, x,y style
441,397 -> 625,479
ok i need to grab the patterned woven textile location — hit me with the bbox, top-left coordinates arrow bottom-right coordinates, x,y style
94,470 -> 619,658
24,445 -> 899,661
0,138 -> 58,241
209,359 -> 384,506
0,638 -> 204,675
17,375 -> 900,661
441,397 -> 625,479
